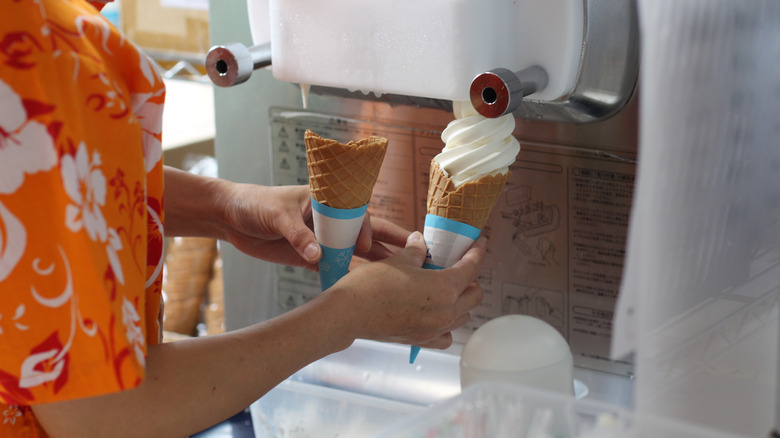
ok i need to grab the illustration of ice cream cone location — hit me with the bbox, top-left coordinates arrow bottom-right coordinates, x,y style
411,101 -> 520,363
305,130 -> 388,291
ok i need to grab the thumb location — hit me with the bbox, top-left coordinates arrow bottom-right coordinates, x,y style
396,231 -> 427,267
279,216 -> 321,264
448,236 -> 487,286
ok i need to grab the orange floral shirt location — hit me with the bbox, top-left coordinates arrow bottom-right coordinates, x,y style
0,0 -> 165,435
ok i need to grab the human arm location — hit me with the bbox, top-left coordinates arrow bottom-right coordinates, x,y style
163,165 -> 408,268
31,232 -> 486,438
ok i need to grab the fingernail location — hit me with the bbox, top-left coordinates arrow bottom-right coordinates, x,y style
304,242 -> 321,261
406,231 -> 422,245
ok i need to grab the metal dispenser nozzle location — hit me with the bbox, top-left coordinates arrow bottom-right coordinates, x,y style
470,66 -> 548,118
205,42 -> 272,87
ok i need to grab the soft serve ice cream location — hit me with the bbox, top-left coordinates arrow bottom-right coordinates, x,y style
411,101 -> 521,363
424,98 -> 520,268
426,100 -> 520,230
434,100 -> 521,187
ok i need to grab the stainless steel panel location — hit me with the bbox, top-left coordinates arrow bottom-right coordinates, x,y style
210,0 -> 638,376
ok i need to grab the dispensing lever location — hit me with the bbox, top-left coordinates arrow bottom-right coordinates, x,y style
205,42 -> 272,87
470,66 -> 548,118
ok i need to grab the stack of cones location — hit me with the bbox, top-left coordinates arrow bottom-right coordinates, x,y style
304,130 -> 388,291
162,237 -> 218,336
204,255 -> 225,335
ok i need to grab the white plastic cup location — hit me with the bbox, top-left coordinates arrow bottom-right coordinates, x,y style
460,315 -> 574,395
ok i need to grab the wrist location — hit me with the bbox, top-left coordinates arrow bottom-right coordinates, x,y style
314,284 -> 361,353
213,179 -> 244,241
163,166 -> 237,239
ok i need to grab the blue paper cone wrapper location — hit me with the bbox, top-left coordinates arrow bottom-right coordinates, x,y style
411,215 -> 481,363
311,198 -> 368,291
422,214 -> 481,270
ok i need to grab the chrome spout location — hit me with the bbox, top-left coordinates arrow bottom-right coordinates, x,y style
470,66 -> 548,118
206,42 -> 272,87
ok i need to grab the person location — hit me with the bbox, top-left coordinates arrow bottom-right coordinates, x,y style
0,1 -> 485,436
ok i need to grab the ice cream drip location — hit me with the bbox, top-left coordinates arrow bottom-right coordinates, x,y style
436,101 -> 520,187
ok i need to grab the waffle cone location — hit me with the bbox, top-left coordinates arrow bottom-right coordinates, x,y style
426,161 -> 509,230
305,130 -> 388,209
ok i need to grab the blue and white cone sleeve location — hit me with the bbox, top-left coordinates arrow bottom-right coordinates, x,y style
311,198 -> 368,291
411,214 -> 482,363
422,214 -> 481,270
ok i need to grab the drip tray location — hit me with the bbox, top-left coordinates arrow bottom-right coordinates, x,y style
250,339 -> 457,437
249,339 -> 632,437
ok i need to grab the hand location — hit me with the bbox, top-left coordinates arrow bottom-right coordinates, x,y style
221,184 -> 320,268
164,167 -> 414,269
334,231 -> 486,349
352,211 -> 411,262
222,183 -> 410,268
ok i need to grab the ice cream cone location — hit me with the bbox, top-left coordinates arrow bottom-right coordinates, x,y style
421,160 -> 509,271
411,162 -> 510,363
305,130 -> 388,209
426,160 -> 510,230
304,130 -> 388,291
412,102 -> 517,363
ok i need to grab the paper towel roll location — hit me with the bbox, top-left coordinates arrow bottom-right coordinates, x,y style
613,1 -> 780,435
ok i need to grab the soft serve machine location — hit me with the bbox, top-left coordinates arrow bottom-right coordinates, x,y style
205,0 -> 780,436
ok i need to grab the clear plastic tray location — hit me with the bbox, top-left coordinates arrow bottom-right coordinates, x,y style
250,379 -> 421,437
373,382 -> 747,438
249,339 -> 458,437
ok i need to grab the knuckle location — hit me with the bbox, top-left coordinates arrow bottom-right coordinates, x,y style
472,284 -> 485,303
431,310 -> 457,331
285,222 -> 309,242
440,333 -> 454,349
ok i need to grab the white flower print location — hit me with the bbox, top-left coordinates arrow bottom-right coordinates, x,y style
131,91 -> 163,172
129,44 -> 165,173
12,303 -> 29,331
61,142 -> 125,284
75,10 -> 115,56
62,143 -> 107,240
0,201 -> 26,283
144,205 -> 164,289
122,297 -> 145,367
19,348 -> 65,389
0,78 -> 57,194
0,79 -> 56,281
0,304 -> 29,335
2,405 -> 22,425
106,227 -> 124,285
134,42 -> 158,88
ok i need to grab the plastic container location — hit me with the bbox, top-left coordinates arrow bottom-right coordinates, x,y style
249,339 -> 461,437
374,382 -> 748,438
292,339 -> 462,406
257,0 -> 583,101
250,379 -> 420,437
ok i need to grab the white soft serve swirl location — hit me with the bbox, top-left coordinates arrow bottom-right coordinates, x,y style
435,101 -> 520,187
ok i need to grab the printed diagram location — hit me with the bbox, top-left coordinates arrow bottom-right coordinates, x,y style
277,278 -> 320,310
502,283 -> 564,329
501,185 -> 561,267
